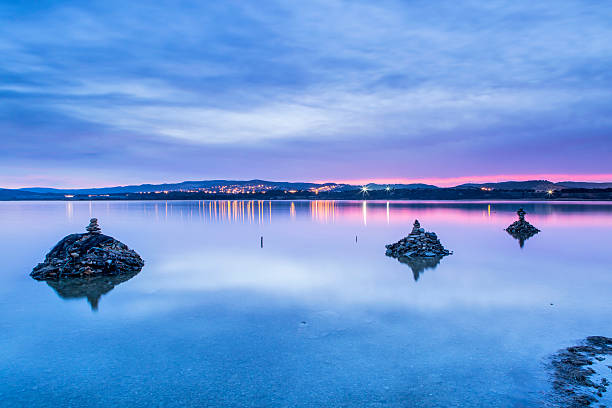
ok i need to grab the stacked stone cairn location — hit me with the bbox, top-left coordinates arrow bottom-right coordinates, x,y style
86,218 -> 101,234
385,220 -> 452,259
505,208 -> 540,243
31,219 -> 144,280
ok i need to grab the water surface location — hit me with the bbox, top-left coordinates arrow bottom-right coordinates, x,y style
1,200 -> 611,407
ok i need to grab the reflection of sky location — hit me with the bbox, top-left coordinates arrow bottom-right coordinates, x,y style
1,200 -> 610,313
1,200 -> 611,406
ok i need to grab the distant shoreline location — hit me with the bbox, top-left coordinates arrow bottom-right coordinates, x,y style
1,188 -> 611,202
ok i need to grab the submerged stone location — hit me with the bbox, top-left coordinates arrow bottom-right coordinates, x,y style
31,219 -> 144,280
548,336 -> 612,406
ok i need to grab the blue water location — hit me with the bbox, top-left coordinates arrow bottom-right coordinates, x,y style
0,200 -> 611,407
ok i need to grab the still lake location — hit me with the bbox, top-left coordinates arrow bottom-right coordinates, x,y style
1,200 -> 611,407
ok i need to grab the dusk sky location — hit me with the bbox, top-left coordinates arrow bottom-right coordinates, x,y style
1,0 -> 611,188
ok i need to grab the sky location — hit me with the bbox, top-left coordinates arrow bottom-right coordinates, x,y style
1,0 -> 611,188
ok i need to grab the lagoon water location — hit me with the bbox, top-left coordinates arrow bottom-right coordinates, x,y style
1,200 -> 611,407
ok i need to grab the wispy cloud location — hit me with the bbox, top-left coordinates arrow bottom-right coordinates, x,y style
1,0 -> 611,187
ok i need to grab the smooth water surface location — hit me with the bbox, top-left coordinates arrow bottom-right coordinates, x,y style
1,200 -> 611,407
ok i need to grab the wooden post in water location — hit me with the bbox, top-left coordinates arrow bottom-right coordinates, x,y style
260,236 -> 263,248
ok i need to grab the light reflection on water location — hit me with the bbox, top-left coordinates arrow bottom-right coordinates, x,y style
0,200 -> 611,407
55,198 -> 612,226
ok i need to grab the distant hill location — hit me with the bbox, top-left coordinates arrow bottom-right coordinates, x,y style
20,180 -> 343,194
0,188 -> 62,200
456,180 -> 559,191
364,183 -> 438,190
8,178 -> 612,199
556,181 -> 612,189
19,179 -> 438,195
454,180 -> 612,191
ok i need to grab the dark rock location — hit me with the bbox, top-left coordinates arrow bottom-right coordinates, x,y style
385,220 -> 452,276
31,219 -> 144,280
549,336 -> 612,407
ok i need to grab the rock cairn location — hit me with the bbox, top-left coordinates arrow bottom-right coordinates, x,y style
385,220 -> 452,259
86,218 -> 101,234
31,219 -> 144,280
505,208 -> 539,246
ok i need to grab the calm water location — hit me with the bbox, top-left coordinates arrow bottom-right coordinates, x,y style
1,200 -> 611,407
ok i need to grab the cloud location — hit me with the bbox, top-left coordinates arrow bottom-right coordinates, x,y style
0,0 -> 611,186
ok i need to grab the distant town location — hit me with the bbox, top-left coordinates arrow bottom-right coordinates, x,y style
1,179 -> 611,201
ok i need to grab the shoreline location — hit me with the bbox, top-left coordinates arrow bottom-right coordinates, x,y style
1,197 -> 612,202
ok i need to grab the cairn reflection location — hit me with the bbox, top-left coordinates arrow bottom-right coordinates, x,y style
45,271 -> 139,311
398,256 -> 442,281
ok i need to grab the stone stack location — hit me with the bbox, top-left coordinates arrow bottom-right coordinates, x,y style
505,208 -> 540,244
31,219 -> 144,280
86,218 -> 102,234
385,220 -> 452,259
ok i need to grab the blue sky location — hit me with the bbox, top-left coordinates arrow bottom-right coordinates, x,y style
1,0 -> 611,187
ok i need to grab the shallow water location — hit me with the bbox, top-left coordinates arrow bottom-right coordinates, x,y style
0,200 -> 611,407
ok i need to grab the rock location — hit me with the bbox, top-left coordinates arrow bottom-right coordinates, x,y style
549,336 -> 612,407
505,208 -> 540,247
31,219 -> 144,280
385,220 -> 452,263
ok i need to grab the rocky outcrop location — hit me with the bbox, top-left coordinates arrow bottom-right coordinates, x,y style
506,208 -> 540,247
385,220 -> 452,260
549,336 -> 612,407
31,219 -> 144,280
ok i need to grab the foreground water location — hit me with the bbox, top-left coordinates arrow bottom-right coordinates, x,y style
0,200 -> 611,407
